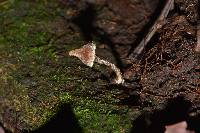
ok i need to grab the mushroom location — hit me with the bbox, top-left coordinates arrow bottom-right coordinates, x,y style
69,42 -> 124,84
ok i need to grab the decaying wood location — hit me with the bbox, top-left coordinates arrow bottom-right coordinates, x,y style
196,21 -> 200,52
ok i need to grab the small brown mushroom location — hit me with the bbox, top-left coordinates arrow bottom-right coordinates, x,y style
69,43 -> 96,67
69,42 -> 124,84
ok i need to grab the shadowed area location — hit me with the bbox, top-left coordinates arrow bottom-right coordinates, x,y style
130,96 -> 200,133
26,103 -> 82,133
72,3 -> 96,42
72,3 -> 125,68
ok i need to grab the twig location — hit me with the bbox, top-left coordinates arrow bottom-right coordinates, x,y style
128,0 -> 174,61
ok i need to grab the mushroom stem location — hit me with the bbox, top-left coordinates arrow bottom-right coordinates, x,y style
95,55 -> 124,84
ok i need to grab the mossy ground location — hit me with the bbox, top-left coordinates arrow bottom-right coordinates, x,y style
0,0 -> 136,132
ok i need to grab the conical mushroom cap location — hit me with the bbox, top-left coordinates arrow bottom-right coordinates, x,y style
69,43 -> 96,67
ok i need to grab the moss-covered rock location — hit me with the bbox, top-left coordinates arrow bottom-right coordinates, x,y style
0,0 -> 134,132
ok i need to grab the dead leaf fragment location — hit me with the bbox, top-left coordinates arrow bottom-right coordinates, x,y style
164,121 -> 194,133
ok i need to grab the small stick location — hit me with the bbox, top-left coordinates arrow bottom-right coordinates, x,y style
129,0 -> 174,60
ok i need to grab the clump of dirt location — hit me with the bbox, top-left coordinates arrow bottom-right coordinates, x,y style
139,15 -> 199,107
94,0 -> 159,44
175,0 -> 198,24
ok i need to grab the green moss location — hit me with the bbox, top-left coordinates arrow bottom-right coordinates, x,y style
0,0 -> 133,132
59,93 -> 132,133
0,0 -> 15,10
59,92 -> 72,103
75,103 -> 121,132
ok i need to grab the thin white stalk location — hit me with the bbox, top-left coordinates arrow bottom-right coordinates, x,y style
95,56 -> 124,84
